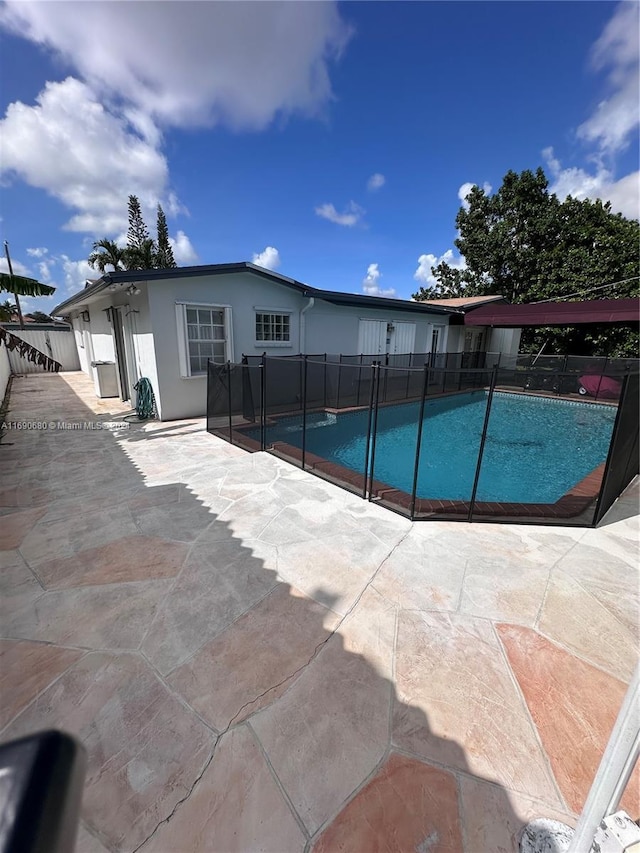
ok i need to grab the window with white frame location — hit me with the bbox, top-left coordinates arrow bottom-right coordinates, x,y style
255,311 -> 291,344
176,304 -> 230,376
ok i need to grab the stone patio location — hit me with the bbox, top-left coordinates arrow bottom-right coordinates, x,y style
1,371 -> 638,853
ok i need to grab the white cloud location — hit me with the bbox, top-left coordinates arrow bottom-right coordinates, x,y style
458,181 -> 492,210
414,250 -> 466,286
169,231 -> 198,266
315,201 -> 365,227
252,246 -> 281,271
38,260 -> 53,282
0,2 -> 351,131
0,257 -> 31,277
26,247 -> 48,258
539,6 -> 640,222
367,173 -> 385,191
604,171 -> 640,220
362,263 -> 396,297
577,2 -> 639,155
0,78 -> 169,235
543,147 -> 639,219
60,256 -> 95,292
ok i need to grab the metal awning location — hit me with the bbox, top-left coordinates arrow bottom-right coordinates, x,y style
464,297 -> 640,327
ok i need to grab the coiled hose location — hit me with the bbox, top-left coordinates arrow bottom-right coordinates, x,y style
125,377 -> 157,422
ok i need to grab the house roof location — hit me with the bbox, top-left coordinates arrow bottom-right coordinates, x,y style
419,295 -> 506,309
51,262 -> 463,318
464,297 -> 640,327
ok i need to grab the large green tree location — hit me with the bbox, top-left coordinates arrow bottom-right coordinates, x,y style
412,168 -> 639,356
124,195 -> 157,270
155,204 -> 176,268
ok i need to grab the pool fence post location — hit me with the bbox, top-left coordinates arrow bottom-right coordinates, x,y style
260,353 -> 266,451
206,360 -> 211,434
227,360 -> 233,444
336,356 -> 343,410
367,362 -> 382,501
363,362 -> 377,499
410,365 -> 429,520
467,366 -> 498,522
323,354 -> 327,409
383,352 -> 389,403
302,355 -> 308,471
591,372 -> 631,526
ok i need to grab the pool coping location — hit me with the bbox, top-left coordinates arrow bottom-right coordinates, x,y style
213,391 -> 611,522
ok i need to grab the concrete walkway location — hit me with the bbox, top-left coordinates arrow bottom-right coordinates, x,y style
1,371 -> 638,853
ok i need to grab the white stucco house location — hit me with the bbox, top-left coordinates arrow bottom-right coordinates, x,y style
52,263 -> 519,420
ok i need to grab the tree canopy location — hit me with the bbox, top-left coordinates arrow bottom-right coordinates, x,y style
88,239 -> 127,273
155,204 -> 176,268
87,196 -> 179,274
26,311 -> 54,323
412,168 -> 639,356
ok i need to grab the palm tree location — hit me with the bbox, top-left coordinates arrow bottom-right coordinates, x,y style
124,238 -> 157,271
0,299 -> 17,322
88,239 -> 127,273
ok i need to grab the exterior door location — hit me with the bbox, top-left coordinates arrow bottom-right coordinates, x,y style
358,319 -> 386,355
392,322 -> 416,354
111,307 -> 130,402
430,324 -> 445,352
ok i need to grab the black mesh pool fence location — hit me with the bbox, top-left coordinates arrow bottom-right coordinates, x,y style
208,355 -> 639,526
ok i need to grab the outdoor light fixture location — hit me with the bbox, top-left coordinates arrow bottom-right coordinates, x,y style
80,310 -> 90,323
126,284 -> 141,296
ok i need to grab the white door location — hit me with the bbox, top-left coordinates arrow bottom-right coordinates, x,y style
392,322 -> 416,354
358,319 -> 386,354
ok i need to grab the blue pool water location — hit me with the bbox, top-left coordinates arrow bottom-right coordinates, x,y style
253,392 -> 617,503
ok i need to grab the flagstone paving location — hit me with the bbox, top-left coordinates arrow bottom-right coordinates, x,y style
1,371 -> 638,853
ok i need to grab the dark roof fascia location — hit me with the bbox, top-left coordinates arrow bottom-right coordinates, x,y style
52,262 -> 461,317
312,289 -> 459,315
2,322 -> 71,331
52,276 -> 112,315
464,298 -> 640,327
457,296 -> 508,311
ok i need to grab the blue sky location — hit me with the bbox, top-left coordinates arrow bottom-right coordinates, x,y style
0,1 -> 638,315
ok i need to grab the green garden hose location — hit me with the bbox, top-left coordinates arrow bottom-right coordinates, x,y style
125,377 -> 157,421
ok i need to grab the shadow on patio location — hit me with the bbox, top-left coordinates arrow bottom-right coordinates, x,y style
2,371 -> 635,852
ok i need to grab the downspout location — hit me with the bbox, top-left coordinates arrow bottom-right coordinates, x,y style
300,295 -> 315,354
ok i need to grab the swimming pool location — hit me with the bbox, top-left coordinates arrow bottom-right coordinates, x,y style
255,391 -> 617,504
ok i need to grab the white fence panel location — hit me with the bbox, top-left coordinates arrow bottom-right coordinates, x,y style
0,344 -> 10,401
7,328 -> 81,373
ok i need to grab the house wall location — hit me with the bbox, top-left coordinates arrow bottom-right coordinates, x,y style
445,325 -> 465,352
67,287 -> 159,411
145,272 -> 456,420
71,317 -> 91,374
304,302 -> 447,355
88,298 -> 117,363
488,327 -> 521,355
147,271 -> 308,420
0,341 -> 11,403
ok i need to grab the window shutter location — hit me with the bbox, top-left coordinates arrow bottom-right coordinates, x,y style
175,303 -> 189,377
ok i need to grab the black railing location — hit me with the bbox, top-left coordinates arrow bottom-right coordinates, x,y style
208,355 -> 639,527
